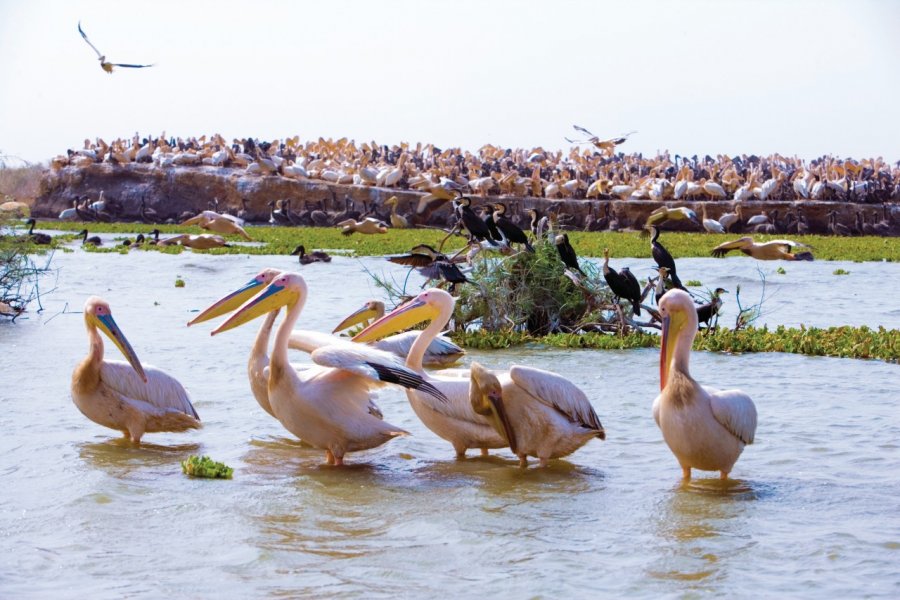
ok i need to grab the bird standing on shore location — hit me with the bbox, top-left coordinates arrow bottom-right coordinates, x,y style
78,21 -> 154,74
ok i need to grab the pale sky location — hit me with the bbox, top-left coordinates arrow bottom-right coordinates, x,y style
1,0 -> 898,165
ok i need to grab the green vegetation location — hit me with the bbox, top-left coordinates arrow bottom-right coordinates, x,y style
685,280 -> 702,286
452,325 -> 899,363
776,267 -> 787,274
39,221 -> 900,262
175,277 -> 185,288
181,455 -> 233,479
833,268 -> 850,275
0,213 -> 54,319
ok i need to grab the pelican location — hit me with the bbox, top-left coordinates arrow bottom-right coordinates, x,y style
469,362 -> 604,468
210,272 -> 446,465
565,125 -> 636,156
354,289 -> 597,459
72,297 -> 200,443
77,21 -> 154,74
338,217 -> 388,235
643,206 -> 699,232
157,233 -> 229,250
701,204 -> 725,233
196,215 -> 253,240
718,204 -> 743,233
333,300 -> 465,368
654,289 -> 757,480
290,244 -> 331,264
711,237 -> 814,261
384,196 -> 409,229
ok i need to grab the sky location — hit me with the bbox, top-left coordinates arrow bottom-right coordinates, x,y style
1,0 -> 898,165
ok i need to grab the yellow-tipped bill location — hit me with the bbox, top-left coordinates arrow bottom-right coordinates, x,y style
94,312 -> 147,383
352,297 -> 432,343
211,280 -> 298,336
187,269 -> 280,326
332,302 -> 380,334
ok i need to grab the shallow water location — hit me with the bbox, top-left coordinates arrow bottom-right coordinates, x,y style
1,248 -> 899,598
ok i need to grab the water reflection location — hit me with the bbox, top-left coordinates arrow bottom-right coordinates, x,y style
77,439 -> 202,474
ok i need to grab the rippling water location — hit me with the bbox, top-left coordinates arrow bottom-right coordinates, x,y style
1,248 -> 898,598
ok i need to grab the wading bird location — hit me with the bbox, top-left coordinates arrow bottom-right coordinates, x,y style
602,248 -> 642,316
78,21 -> 154,74
72,297 -> 200,443
333,300 -> 465,368
210,272 -> 447,465
654,289 -> 757,480
469,362 -> 604,468
354,289 -> 599,460
711,237 -> 814,261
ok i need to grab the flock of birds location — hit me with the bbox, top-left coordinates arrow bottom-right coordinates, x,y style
73,275 -> 756,479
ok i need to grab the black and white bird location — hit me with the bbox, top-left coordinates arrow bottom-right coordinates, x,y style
649,226 -> 685,290
494,203 -> 534,252
554,233 -> 585,276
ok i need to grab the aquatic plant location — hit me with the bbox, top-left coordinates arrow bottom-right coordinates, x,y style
452,325 -> 899,363
0,214 -> 55,320
181,455 -> 233,479
41,221 -> 900,262
833,268 -> 850,275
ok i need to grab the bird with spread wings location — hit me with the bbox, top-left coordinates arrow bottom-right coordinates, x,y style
78,21 -> 154,74
565,125 -> 637,156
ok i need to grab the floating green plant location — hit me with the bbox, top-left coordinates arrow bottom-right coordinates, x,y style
181,455 -> 233,479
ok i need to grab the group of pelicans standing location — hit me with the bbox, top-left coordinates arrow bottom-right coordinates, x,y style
72,193 -> 763,480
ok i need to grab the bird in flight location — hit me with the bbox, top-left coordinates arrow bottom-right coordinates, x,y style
565,125 -> 636,156
78,21 -> 154,74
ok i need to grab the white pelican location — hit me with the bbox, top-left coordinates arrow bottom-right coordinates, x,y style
384,196 -> 409,229
77,21 -> 154,74
333,300 -> 465,368
193,215 -> 253,240
157,233 -> 229,249
209,272 -> 447,465
337,217 -> 388,235
643,206 -> 699,232
654,289 -> 757,480
72,297 -> 200,443
354,289 -> 595,459
718,204 -> 743,233
469,362 -> 604,468
701,204 -> 725,233
711,237 -> 814,261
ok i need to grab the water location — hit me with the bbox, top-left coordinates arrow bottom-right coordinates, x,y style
1,248 -> 899,598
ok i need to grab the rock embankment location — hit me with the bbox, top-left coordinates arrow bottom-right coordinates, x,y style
34,163 -> 895,234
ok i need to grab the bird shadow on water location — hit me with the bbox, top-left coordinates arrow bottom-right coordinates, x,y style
677,476 -> 777,502
76,438 -> 202,475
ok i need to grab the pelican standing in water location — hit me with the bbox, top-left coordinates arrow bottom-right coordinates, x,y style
333,300 -> 465,368
654,289 -> 757,480
354,289 -> 599,460
72,297 -> 200,443
210,272 -> 447,465
469,362 -> 604,468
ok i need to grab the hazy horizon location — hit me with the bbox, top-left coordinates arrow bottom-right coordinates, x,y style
2,0 -> 898,165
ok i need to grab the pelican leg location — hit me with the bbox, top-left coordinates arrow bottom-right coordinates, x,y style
480,448 -> 489,457
325,449 -> 336,465
719,470 -> 729,481
538,457 -> 550,468
681,465 -> 691,481
334,455 -> 344,467
454,443 -> 467,460
518,455 -> 528,468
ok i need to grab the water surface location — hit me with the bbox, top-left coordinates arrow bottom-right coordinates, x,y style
1,248 -> 898,598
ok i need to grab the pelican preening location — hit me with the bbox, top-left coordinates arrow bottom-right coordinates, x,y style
354,289 -> 602,463
654,289 -> 757,480
333,300 -> 465,368
469,362 -> 605,468
77,21 -> 155,74
711,237 -> 814,261
208,272 -> 446,465
72,297 -> 200,443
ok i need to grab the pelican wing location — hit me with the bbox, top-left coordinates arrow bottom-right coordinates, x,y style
311,344 -> 447,402
100,360 -> 198,419
110,62 -> 154,69
77,21 -> 103,58
711,237 -> 752,257
288,329 -> 340,353
708,388 -> 757,445
509,365 -> 604,433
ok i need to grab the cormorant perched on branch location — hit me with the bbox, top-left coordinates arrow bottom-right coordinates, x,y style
649,226 -> 685,290
602,248 -> 641,316
494,202 -> 534,252
555,233 -> 585,276
454,194 -> 498,246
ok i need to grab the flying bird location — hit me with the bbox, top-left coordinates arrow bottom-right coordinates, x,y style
565,125 -> 637,156
78,21 -> 154,73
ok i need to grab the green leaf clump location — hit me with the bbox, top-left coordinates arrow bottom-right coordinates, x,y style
181,455 -> 233,479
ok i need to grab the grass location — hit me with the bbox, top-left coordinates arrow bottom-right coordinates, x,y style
37,221 -> 900,262
452,325 -> 900,363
